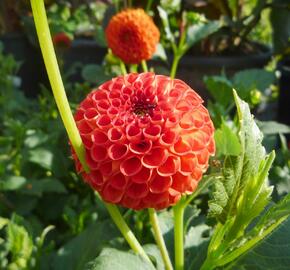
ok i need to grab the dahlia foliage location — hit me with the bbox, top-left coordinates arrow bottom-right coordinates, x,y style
72,72 -> 215,210
105,9 -> 160,64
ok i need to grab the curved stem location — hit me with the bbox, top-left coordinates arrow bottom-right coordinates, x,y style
30,0 -> 89,172
148,209 -> 173,270
120,61 -> 127,75
141,60 -> 148,72
31,0 -> 151,264
173,199 -> 185,270
106,203 -> 152,263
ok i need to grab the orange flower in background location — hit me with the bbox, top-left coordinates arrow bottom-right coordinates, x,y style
105,9 -> 160,64
72,73 -> 215,210
53,32 -> 72,49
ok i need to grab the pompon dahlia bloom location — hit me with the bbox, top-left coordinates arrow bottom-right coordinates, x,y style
105,9 -> 160,64
72,73 -> 215,210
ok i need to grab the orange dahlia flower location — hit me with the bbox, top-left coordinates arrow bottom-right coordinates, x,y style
72,73 -> 215,210
105,9 -> 160,64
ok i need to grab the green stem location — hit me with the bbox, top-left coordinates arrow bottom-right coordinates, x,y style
173,199 -> 186,270
105,203 -> 152,263
146,0 -> 153,12
141,60 -> 148,72
120,61 -> 127,75
30,0 -> 89,172
148,209 -> 173,270
31,0 -> 150,264
170,55 -> 181,79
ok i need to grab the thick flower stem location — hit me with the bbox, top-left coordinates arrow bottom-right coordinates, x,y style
170,55 -> 181,79
31,0 -> 151,264
141,60 -> 148,72
173,200 -> 186,270
148,208 -> 173,270
30,0 -> 89,172
106,203 -> 152,264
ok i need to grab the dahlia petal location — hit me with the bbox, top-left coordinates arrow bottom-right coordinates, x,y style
127,183 -> 149,199
150,175 -> 172,193
129,140 -> 152,154
90,145 -> 108,162
143,125 -> 161,141
96,100 -> 110,112
82,136 -> 94,149
99,162 -> 113,176
131,166 -> 153,183
108,127 -> 125,143
74,109 -> 85,121
126,125 -> 142,142
180,154 -> 197,175
102,184 -> 124,203
78,120 -> 93,135
89,170 -> 104,188
121,195 -> 141,209
171,172 -> 191,193
176,100 -> 192,112
143,191 -> 169,205
165,115 -> 180,128
92,90 -> 108,101
110,173 -> 127,190
96,115 -> 111,130
108,144 -> 129,160
142,147 -> 168,168
92,130 -> 108,145
107,107 -> 119,117
157,155 -> 180,176
85,151 -> 99,170
159,130 -> 178,146
180,112 -> 195,130
120,157 -> 142,176
172,138 -> 192,155
191,166 -> 203,181
197,149 -> 210,165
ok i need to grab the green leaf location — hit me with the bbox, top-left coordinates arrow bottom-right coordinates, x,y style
204,75 -> 233,107
85,248 -> 155,270
185,21 -> 220,49
0,217 -> 9,230
28,148 -> 54,170
157,6 -> 175,43
152,43 -> 167,62
257,121 -> 290,135
209,90 -> 270,221
214,121 -> 241,156
6,221 -> 33,269
203,90 -> 280,269
227,216 -> 290,270
143,244 -> 165,270
0,176 -> 26,191
185,222 -> 210,270
24,130 -> 49,148
52,220 -> 119,270
232,69 -> 275,98
20,178 -> 67,196
81,64 -> 111,85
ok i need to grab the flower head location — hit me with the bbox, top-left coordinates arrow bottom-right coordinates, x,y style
53,32 -> 72,49
105,9 -> 160,64
72,73 -> 215,210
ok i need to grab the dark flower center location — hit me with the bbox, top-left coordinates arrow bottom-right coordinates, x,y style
132,100 -> 156,117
